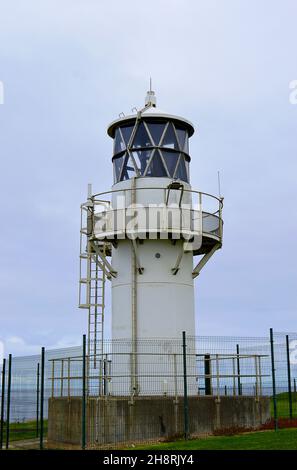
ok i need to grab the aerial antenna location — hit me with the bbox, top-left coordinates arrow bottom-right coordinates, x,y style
145,77 -> 156,107
87,183 -> 92,199
217,171 -> 222,198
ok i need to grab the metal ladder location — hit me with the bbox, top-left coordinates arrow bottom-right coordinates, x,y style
79,202 -> 106,374
88,250 -> 106,368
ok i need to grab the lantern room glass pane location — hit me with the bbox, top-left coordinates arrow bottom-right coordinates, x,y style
146,150 -> 168,177
114,128 -> 126,154
121,154 -> 137,181
132,149 -> 152,175
161,122 -> 179,150
120,124 -> 134,146
161,150 -> 180,177
185,159 -> 190,180
147,122 -> 166,145
132,122 -> 152,148
175,126 -> 188,152
113,154 -> 125,182
174,155 -> 188,182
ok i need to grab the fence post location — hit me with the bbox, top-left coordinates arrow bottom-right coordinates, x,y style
36,362 -> 40,438
204,354 -> 212,395
286,335 -> 293,419
5,354 -> 12,449
68,357 -> 71,399
0,358 -> 6,450
182,331 -> 189,440
270,328 -> 278,431
215,354 -> 220,400
258,356 -> 263,397
61,359 -> 64,397
173,354 -> 178,402
232,357 -> 236,396
51,360 -> 55,398
236,344 -> 241,396
82,334 -> 86,450
254,356 -> 259,400
40,347 -> 45,450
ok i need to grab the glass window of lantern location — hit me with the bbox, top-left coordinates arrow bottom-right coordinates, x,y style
147,122 -> 166,146
174,155 -> 188,182
161,150 -> 180,177
145,150 -> 168,177
175,125 -> 188,153
120,124 -> 134,147
132,122 -> 152,148
185,159 -> 190,180
113,155 -> 125,182
132,149 -> 152,175
160,122 -> 179,150
114,128 -> 126,154
121,154 -> 137,181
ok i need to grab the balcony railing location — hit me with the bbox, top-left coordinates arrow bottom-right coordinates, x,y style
81,187 -> 223,248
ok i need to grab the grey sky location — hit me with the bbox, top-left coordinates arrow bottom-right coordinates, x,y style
0,0 -> 296,355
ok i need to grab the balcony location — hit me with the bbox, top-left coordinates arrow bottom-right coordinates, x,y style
81,187 -> 223,256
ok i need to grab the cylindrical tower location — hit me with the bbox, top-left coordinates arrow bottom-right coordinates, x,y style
107,91 -> 197,343
79,90 -> 223,395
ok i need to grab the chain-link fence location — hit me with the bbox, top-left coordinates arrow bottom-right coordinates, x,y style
0,346 -> 81,449
1,329 -> 297,449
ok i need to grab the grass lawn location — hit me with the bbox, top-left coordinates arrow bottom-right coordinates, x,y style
273,392 -> 297,418
135,428 -> 297,450
1,420 -> 48,442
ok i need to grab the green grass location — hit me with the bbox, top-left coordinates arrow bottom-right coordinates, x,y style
1,420 -> 48,442
272,392 -> 297,418
135,428 -> 297,450
134,392 -> 297,450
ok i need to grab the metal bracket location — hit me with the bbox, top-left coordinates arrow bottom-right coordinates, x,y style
89,252 -> 111,281
90,241 -> 117,279
171,243 -> 185,275
192,243 -> 221,279
166,181 -> 184,207
171,241 -> 193,275
131,239 -> 144,274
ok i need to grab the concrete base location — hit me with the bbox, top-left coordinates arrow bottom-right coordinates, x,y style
48,395 -> 270,449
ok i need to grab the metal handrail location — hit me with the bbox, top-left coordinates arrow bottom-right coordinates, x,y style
49,353 -> 268,361
89,186 -> 224,216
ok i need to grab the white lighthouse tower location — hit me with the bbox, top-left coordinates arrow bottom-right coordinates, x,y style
79,90 -> 223,394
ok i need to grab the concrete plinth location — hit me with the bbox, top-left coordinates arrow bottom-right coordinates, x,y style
47,395 -> 270,449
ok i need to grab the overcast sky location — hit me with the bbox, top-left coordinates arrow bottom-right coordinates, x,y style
0,0 -> 296,356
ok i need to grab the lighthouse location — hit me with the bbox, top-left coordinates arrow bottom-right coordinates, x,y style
79,90 -> 223,394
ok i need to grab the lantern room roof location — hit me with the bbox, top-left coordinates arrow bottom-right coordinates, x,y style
107,93 -> 195,138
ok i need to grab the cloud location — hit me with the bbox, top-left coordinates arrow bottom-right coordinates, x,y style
2,334 -> 83,357
0,0 -> 297,350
